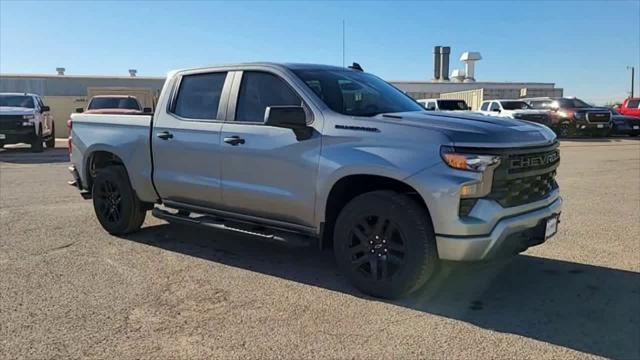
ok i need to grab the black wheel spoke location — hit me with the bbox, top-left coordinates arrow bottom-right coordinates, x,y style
351,254 -> 369,268
387,240 -> 404,252
352,226 -> 368,242
372,217 -> 387,237
370,257 -> 379,280
349,243 -> 366,255
387,254 -> 403,264
381,258 -> 389,279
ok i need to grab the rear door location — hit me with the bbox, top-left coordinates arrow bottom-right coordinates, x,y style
624,99 -> 640,117
152,70 -> 232,208
219,70 -> 321,227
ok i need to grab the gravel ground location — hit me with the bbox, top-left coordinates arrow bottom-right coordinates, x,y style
1,139 -> 639,359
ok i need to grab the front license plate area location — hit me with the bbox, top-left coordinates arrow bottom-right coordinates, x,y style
0,134 -> 5,140
545,214 -> 559,239
597,124 -> 604,128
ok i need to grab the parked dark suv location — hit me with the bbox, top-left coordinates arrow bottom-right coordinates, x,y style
525,97 -> 612,137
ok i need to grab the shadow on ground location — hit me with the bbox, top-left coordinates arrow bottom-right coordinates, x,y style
124,223 -> 640,359
0,147 -> 69,164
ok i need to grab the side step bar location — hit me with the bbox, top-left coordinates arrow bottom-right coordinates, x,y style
152,207 -> 315,248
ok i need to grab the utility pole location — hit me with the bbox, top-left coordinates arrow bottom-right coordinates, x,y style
342,20 -> 345,67
627,66 -> 635,98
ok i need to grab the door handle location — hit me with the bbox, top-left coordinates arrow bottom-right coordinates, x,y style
224,136 -> 245,146
156,131 -> 173,140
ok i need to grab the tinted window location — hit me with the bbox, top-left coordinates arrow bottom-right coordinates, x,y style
529,100 -> 554,109
557,98 -> 591,109
480,102 -> 489,111
501,101 -> 531,110
293,69 -> 423,117
0,95 -> 34,108
627,99 -> 640,108
89,97 -> 141,110
438,100 -> 469,110
489,102 -> 500,111
173,72 -> 227,119
235,72 -> 301,122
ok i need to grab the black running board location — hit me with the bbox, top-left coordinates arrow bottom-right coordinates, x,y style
152,207 -> 315,247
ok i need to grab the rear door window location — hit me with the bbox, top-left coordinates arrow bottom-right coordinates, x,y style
173,72 -> 227,120
627,99 -> 640,108
235,72 -> 301,123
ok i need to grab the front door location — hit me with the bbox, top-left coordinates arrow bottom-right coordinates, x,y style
219,71 -> 321,227
152,71 -> 231,208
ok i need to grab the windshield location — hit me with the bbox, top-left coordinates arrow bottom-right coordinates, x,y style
557,98 -> 592,109
0,95 -> 35,108
501,101 -> 531,110
88,97 -> 140,110
292,69 -> 424,117
438,100 -> 469,110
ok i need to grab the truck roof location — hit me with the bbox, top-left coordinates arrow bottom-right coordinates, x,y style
171,62 -> 354,74
91,95 -> 138,99
0,92 -> 39,97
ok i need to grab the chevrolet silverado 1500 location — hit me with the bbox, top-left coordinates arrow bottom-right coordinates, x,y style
69,63 -> 562,298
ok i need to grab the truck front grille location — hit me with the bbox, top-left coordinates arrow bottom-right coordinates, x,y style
520,114 -> 550,125
0,115 -> 24,130
586,112 -> 610,123
488,144 -> 560,208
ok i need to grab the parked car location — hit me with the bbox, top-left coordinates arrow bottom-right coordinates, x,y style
617,97 -> 640,117
77,95 -> 151,114
417,98 -> 469,111
68,63 -> 561,299
478,100 -> 552,126
610,110 -> 640,136
525,97 -> 612,137
0,93 -> 55,152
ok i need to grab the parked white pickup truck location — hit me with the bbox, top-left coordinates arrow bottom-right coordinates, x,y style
417,98 -> 469,111
479,99 -> 552,126
0,93 -> 55,152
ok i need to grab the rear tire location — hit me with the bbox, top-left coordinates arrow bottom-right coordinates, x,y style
92,165 -> 146,235
333,190 -> 438,299
45,123 -> 55,148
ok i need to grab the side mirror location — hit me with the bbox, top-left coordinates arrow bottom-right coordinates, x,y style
143,107 -> 152,113
492,108 -> 501,113
41,105 -> 50,112
264,106 -> 312,140
75,108 -> 84,113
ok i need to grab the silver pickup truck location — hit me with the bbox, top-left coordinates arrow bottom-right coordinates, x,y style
69,63 -> 562,298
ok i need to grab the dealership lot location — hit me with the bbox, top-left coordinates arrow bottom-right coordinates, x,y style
1,139 -> 638,359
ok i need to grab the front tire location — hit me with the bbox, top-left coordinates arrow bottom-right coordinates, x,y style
92,165 -> 146,235
45,123 -> 55,148
31,127 -> 43,152
333,190 -> 438,299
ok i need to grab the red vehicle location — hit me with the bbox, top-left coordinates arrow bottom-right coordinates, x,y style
618,97 -> 640,117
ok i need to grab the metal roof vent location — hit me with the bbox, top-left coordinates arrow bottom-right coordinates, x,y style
56,67 -> 65,75
459,52 -> 482,82
129,69 -> 137,77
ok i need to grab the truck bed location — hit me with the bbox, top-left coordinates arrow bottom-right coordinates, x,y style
70,113 -> 158,202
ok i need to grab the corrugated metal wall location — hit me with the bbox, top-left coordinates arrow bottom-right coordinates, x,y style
440,89 -> 484,110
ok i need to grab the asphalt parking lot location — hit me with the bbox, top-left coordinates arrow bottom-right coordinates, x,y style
1,139 -> 639,359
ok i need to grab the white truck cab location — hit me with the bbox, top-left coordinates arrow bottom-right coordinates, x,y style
417,98 -> 469,111
0,93 -> 55,152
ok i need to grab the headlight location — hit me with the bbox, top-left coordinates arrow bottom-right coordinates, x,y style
440,146 -> 500,172
22,114 -> 34,120
556,111 -> 569,118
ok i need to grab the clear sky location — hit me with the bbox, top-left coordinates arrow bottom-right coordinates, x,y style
1,0 -> 638,104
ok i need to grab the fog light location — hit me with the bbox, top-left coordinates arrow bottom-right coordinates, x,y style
22,121 -> 32,126
460,184 -> 478,197
581,125 -> 586,129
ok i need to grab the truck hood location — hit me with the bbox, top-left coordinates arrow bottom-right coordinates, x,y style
378,111 -> 557,148
506,109 -> 549,115
0,107 -> 36,116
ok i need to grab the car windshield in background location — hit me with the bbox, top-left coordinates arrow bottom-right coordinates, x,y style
0,95 -> 35,108
88,97 -> 140,110
501,101 -> 531,110
293,69 -> 424,117
558,98 -> 592,108
438,100 -> 469,110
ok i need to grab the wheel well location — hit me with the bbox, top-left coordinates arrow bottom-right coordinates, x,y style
86,151 -> 124,190
321,174 -> 429,249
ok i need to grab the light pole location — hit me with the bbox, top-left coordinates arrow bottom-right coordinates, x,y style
627,66 -> 635,98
